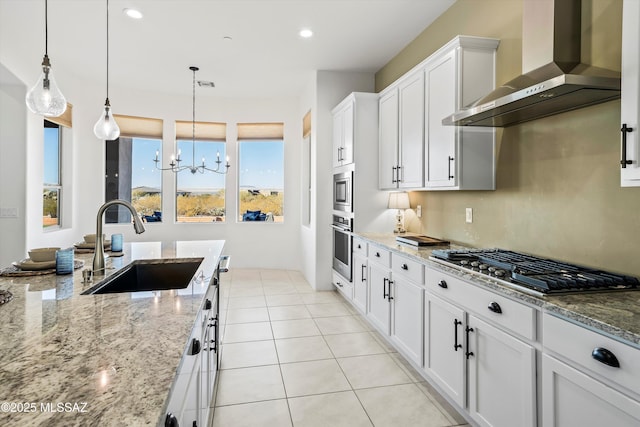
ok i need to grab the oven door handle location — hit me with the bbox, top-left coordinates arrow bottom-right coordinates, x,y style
331,224 -> 352,232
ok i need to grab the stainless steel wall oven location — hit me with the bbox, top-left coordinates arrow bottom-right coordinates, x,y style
332,214 -> 352,281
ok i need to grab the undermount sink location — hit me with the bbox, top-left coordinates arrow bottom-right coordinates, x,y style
81,258 -> 204,295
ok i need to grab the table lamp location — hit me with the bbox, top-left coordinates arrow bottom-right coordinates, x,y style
388,192 -> 410,233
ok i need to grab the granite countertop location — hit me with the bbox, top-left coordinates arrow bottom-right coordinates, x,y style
357,232 -> 640,347
0,240 -> 225,427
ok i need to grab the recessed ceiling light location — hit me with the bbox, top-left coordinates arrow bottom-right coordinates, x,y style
299,28 -> 313,38
123,8 -> 143,19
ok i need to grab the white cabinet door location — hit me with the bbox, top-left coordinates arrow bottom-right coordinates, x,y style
332,108 -> 344,168
379,90 -> 399,189
352,254 -> 368,314
342,102 -> 354,165
424,292 -> 466,408
621,0 -> 640,186
425,50 -> 456,187
467,315 -> 536,427
542,354 -> 640,427
390,276 -> 423,366
367,262 -> 391,334
398,72 -> 425,188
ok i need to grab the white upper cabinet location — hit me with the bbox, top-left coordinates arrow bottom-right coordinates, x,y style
332,99 -> 355,167
621,0 -> 640,186
425,36 -> 499,190
379,70 -> 424,189
379,35 -> 498,191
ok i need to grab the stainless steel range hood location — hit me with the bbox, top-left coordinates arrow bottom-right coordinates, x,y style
443,0 -> 621,127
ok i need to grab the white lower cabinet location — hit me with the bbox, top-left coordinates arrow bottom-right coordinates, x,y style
332,271 -> 353,301
467,315 -> 536,427
352,253 -> 368,313
390,275 -> 423,365
367,260 -> 391,334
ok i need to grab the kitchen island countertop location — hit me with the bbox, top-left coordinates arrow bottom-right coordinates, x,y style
357,232 -> 640,347
0,240 -> 225,427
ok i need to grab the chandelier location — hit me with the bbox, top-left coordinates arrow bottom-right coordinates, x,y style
154,66 -> 230,174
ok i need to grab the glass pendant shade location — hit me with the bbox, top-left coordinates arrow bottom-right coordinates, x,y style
25,60 -> 67,118
93,100 -> 120,140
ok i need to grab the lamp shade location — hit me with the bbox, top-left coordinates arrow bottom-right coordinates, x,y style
388,192 -> 410,209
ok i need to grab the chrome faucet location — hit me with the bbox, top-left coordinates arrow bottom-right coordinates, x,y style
92,199 -> 145,274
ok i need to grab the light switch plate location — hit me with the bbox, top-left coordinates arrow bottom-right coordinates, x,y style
465,208 -> 473,223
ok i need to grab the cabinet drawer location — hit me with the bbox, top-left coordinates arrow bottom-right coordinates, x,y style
368,245 -> 391,268
543,313 -> 640,396
353,238 -> 368,257
425,266 -> 536,340
333,272 -> 353,300
392,253 -> 424,284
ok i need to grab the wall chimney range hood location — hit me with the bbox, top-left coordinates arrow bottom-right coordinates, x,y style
443,0 -> 621,128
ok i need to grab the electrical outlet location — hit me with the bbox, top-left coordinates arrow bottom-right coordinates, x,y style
465,208 -> 473,224
417,205 -> 422,218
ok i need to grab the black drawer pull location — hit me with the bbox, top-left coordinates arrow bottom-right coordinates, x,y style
621,124 -> 633,168
190,338 -> 201,355
592,347 -> 620,368
465,326 -> 474,359
375,252 -> 381,257
488,302 -> 502,314
357,244 -> 362,249
401,263 -> 408,270
454,319 -> 462,351
438,280 -> 448,289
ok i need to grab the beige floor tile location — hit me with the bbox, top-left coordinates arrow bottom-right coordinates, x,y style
220,340 -> 278,369
288,391 -> 372,427
261,270 -> 292,281
275,336 -> 334,363
416,381 -> 469,425
389,352 -> 424,383
368,328 -> 397,352
226,307 -> 270,324
265,294 -> 305,307
338,354 -> 412,389
314,315 -> 369,335
305,302 -> 353,318
280,359 -> 351,397
356,383 -> 452,427
293,284 -> 315,294
324,332 -> 386,358
263,284 -> 299,296
229,286 -> 265,297
301,291 -> 342,304
223,322 -> 273,343
215,365 -> 285,406
271,319 -> 322,339
227,295 -> 267,309
212,399 -> 292,427
268,305 -> 311,321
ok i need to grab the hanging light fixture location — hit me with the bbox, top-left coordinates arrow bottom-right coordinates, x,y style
94,0 -> 120,140
154,66 -> 230,174
25,0 -> 67,117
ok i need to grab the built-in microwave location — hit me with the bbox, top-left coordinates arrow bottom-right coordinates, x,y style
333,168 -> 353,212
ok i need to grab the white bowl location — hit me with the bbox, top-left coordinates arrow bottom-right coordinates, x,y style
83,234 -> 105,244
28,247 -> 61,263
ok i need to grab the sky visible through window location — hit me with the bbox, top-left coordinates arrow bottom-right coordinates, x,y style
239,140 -> 284,190
44,127 -> 59,185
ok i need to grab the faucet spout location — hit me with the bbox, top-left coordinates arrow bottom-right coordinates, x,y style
92,199 -> 145,274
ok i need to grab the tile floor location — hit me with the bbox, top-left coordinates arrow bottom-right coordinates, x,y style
212,268 -> 470,427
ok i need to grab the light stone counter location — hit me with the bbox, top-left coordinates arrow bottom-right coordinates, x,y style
0,240 -> 225,427
357,232 -> 640,347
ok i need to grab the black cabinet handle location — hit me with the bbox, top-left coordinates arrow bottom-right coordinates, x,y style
375,252 -> 381,258
621,124 -> 633,168
165,413 -> 179,427
465,326 -> 474,359
401,263 -> 408,270
448,156 -> 455,179
438,280 -> 448,289
336,281 -> 343,288
357,244 -> 361,249
488,302 -> 502,314
397,165 -> 403,183
591,347 -> 620,368
454,319 -> 462,351
190,338 -> 201,355
383,278 -> 389,299
388,280 -> 394,300
392,166 -> 397,183
210,316 -> 218,353
204,298 -> 212,310
361,264 -> 366,282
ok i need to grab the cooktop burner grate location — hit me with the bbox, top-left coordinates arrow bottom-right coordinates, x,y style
430,249 -> 640,295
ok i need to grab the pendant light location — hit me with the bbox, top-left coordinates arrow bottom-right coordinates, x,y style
94,0 -> 120,140
25,0 -> 67,117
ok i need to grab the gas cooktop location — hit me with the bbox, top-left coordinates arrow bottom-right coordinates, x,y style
430,249 -> 640,297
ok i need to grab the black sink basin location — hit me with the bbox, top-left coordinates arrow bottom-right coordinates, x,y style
81,258 -> 204,295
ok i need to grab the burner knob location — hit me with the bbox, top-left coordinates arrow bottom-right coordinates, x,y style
488,267 -> 496,273
460,260 -> 469,266
470,261 -> 480,267
479,264 -> 489,270
494,270 -> 506,277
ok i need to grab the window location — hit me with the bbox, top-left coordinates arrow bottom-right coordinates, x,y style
237,123 -> 284,222
43,120 -> 61,228
105,115 -> 163,223
175,121 -> 227,223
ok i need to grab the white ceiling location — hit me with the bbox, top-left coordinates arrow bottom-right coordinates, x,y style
0,0 -> 455,98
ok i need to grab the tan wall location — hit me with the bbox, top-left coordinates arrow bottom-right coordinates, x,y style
375,0 -> 640,277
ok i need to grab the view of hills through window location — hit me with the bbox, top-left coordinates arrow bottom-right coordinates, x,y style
238,140 -> 284,222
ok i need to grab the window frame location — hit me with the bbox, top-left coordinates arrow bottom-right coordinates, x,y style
43,120 -> 62,230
